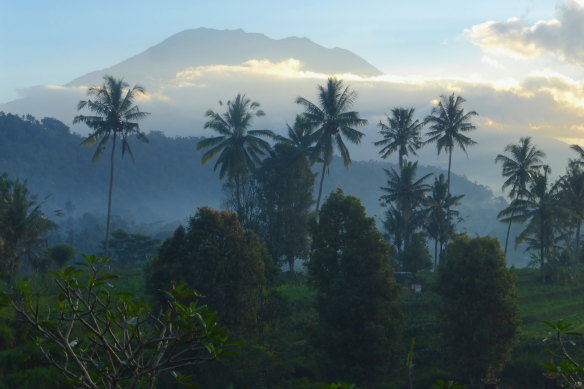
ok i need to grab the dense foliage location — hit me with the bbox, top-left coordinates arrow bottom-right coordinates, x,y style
436,236 -> 520,388
309,190 -> 402,388
3,74 -> 584,388
147,207 -> 269,339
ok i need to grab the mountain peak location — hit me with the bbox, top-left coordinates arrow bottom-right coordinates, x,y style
67,28 -> 382,86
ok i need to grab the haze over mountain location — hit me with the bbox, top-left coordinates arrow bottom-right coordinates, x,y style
1,28 -> 578,192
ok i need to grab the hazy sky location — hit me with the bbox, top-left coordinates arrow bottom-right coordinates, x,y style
0,0 -> 573,103
3,0 -> 584,189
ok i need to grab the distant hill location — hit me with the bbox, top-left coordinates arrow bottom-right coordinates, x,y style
0,112 -> 529,265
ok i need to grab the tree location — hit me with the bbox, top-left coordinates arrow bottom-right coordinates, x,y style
495,137 -> 545,255
107,229 -> 160,266
379,161 -> 431,269
425,174 -> 463,269
500,169 -> 563,282
73,75 -> 150,255
425,93 -> 478,197
3,255 -> 228,389
296,78 -> 367,214
0,173 -> 57,277
309,189 -> 401,388
275,114 -> 316,156
256,143 -> 315,271
557,162 -> 584,269
46,243 -> 76,269
374,107 -> 424,170
197,94 -> 275,220
436,236 -> 520,388
146,207 -> 270,339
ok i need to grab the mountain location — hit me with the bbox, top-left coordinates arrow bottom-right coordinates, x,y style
68,28 -> 382,87
0,28 -> 574,195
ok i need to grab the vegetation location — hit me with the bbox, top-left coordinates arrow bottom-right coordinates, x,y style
309,190 -> 401,388
296,77 -> 367,214
0,173 -> 57,277
147,207 -> 269,339
1,255 -> 228,389
425,93 -> 478,197
73,75 -> 150,255
495,137 -> 546,255
197,94 -> 275,223
436,236 -> 520,388
4,76 -> 584,388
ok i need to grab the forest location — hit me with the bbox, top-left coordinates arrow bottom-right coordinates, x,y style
0,75 -> 583,389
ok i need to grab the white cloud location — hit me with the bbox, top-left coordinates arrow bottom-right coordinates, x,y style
466,0 -> 584,65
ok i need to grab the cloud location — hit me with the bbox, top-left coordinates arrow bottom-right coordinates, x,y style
466,0 -> 584,65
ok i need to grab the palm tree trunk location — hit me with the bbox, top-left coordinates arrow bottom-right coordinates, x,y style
287,254 -> 295,272
104,135 -> 117,256
434,238 -> 438,271
315,162 -> 327,218
235,174 -> 243,221
540,217 -> 545,283
447,148 -> 453,197
574,222 -> 581,272
444,148 -> 453,249
503,207 -> 516,256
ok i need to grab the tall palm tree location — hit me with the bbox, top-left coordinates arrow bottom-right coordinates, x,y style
380,161 -> 431,262
495,137 -> 545,255
197,94 -> 275,219
374,107 -> 423,170
73,75 -> 150,255
558,161 -> 584,268
425,93 -> 478,196
296,78 -> 367,213
425,174 -> 464,270
501,169 -> 562,282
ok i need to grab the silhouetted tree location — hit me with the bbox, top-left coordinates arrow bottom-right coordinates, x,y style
257,143 -> 315,271
309,190 -> 401,388
73,75 -> 150,255
375,107 -> 423,170
0,173 -> 57,277
197,94 -> 275,220
425,93 -> 478,197
495,137 -> 545,255
296,78 -> 367,214
147,207 -> 269,339
436,236 -> 519,388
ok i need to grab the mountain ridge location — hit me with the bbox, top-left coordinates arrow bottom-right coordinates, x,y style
67,28 -> 382,87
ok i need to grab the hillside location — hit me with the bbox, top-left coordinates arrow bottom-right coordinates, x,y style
0,112 -> 526,265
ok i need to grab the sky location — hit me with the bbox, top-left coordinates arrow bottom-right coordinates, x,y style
3,0 -> 584,189
0,0 -> 572,103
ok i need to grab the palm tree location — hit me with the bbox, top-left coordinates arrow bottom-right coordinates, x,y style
500,168 -> 562,282
276,114 -> 316,156
296,78 -> 367,213
558,162 -> 584,268
570,144 -> 584,162
374,107 -> 423,170
425,93 -> 478,196
197,94 -> 275,219
73,75 -> 150,255
425,174 -> 464,270
380,161 -> 432,264
495,137 -> 545,255
0,174 -> 57,277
